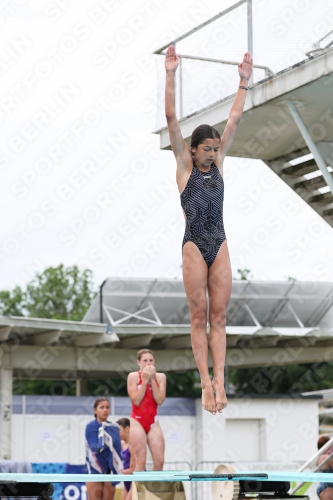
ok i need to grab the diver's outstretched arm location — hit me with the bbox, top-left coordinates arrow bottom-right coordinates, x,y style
218,51 -> 253,162
165,45 -> 192,171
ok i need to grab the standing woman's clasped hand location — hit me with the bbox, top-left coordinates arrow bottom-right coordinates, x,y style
141,366 -> 152,384
141,365 -> 156,383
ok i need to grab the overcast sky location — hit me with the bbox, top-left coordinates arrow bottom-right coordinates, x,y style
1,0 -> 333,291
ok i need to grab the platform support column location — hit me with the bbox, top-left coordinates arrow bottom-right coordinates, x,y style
286,101 -> 333,195
0,365 -> 12,459
76,379 -> 88,396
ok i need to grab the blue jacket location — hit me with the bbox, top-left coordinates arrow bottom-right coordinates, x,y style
85,419 -> 122,477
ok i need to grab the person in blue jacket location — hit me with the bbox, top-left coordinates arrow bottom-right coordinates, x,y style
85,397 -> 122,500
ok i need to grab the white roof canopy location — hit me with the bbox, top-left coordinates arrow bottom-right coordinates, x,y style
1,278 -> 333,377
82,278 -> 333,364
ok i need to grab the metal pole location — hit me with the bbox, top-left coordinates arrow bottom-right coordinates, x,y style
99,279 -> 106,323
179,56 -> 183,119
174,52 -> 273,74
287,101 -> 333,195
247,0 -> 253,85
154,0 -> 247,54
0,364 -> 12,459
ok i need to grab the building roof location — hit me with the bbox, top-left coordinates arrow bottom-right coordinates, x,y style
1,278 -> 333,376
0,315 -> 118,346
82,277 -> 333,357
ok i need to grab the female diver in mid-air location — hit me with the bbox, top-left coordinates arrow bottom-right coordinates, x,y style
164,45 -> 253,415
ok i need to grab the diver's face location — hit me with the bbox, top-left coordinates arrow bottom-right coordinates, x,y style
191,138 -> 220,169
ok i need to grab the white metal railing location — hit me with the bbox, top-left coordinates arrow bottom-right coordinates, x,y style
296,436 -> 333,473
153,0 -> 333,130
306,29 -> 333,56
291,436 -> 333,495
164,53 -> 272,120
153,0 -> 256,120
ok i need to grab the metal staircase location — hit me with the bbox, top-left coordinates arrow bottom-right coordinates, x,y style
266,144 -> 333,228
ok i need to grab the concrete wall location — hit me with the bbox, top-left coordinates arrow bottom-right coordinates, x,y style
195,397 -> 318,465
11,414 -> 195,466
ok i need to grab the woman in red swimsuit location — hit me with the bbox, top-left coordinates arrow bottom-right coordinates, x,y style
127,349 -> 166,471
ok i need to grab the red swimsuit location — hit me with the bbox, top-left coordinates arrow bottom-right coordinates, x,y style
131,372 -> 158,434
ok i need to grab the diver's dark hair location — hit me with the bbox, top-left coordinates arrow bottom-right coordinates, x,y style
117,417 -> 130,428
190,124 -> 221,150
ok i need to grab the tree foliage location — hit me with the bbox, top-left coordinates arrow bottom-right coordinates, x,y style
87,371 -> 202,398
0,264 -> 96,395
234,268 -> 252,280
0,264 -> 95,320
229,360 -> 333,395
13,372 -> 202,397
13,379 -> 76,396
0,286 -> 25,316
166,371 -> 202,397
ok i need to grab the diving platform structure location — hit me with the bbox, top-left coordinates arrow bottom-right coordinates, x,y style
154,38 -> 333,227
0,278 -> 332,380
0,277 -> 331,461
84,277 -> 333,368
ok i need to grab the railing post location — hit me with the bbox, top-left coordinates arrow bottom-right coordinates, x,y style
179,55 -> 183,119
247,0 -> 253,85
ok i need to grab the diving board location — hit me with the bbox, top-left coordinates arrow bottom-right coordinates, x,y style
0,470 -> 331,483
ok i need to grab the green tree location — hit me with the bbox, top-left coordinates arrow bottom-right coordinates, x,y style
0,264 -> 95,395
25,264 -> 95,321
0,286 -> 25,316
13,379 -> 76,396
0,264 -> 95,321
166,371 -> 202,397
229,361 -> 333,395
87,371 -> 202,398
234,268 -> 252,280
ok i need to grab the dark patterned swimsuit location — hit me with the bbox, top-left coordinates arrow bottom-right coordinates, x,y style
181,162 -> 226,267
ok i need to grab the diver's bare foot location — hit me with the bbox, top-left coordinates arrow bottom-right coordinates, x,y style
202,382 -> 217,414
212,378 -> 228,413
